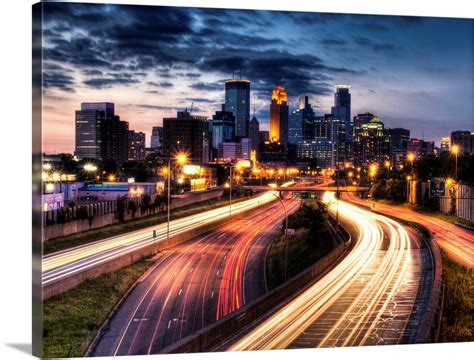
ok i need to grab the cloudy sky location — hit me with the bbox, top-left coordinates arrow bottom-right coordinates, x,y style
41,2 -> 473,153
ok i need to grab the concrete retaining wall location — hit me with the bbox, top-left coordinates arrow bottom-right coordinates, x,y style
163,231 -> 350,353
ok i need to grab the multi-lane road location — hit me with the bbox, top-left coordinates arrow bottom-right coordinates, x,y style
226,192 -> 433,350
90,198 -> 300,356
42,190 -> 284,287
343,192 -> 474,269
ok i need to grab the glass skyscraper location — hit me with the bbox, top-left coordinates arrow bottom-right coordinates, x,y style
225,80 -> 250,138
331,85 -> 352,141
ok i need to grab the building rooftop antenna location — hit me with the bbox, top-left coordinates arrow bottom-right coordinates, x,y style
190,102 -> 194,114
253,95 -> 256,118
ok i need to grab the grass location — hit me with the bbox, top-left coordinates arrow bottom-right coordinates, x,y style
44,194 -> 253,254
439,252 -> 473,343
42,258 -> 154,358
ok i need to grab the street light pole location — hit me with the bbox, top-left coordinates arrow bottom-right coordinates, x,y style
455,152 -> 458,182
167,159 -> 171,241
271,192 -> 289,282
229,165 -> 233,218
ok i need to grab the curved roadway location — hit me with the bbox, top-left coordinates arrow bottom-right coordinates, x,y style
42,190 -> 282,287
226,192 -> 432,350
90,198 -> 300,356
343,192 -> 473,269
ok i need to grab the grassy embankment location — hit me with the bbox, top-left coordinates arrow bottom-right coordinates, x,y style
439,252 -> 473,342
44,194 -> 254,254
266,201 -> 334,290
42,258 -> 155,358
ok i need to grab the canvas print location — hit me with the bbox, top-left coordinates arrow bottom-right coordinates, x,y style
32,1 -> 473,358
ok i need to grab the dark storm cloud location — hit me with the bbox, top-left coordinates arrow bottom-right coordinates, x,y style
357,22 -> 391,33
353,36 -> 399,52
320,39 -> 347,47
83,77 -> 139,89
147,81 -> 174,88
196,51 -> 362,98
42,2 -> 365,100
43,71 -> 75,92
82,69 -> 103,76
184,97 -> 215,103
190,82 -> 225,92
176,72 -> 201,78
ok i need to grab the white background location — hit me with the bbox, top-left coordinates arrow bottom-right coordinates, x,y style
0,0 -> 472,359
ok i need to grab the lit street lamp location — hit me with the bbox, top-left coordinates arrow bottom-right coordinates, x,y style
165,152 -> 188,241
451,144 -> 459,181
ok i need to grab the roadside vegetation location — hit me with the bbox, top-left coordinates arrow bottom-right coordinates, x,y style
403,204 -> 474,228
42,258 -> 154,358
266,201 -> 334,290
439,252 -> 473,342
44,192 -> 254,254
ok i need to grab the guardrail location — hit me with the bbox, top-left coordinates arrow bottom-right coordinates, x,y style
162,224 -> 351,353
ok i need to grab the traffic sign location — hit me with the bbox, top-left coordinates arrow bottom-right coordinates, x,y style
430,178 -> 446,198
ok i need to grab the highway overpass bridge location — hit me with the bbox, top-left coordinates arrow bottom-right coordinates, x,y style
244,185 -> 369,193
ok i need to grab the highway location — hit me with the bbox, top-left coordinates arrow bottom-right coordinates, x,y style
343,192 -> 474,269
226,192 -> 432,350
42,190 -> 285,287
90,198 -> 301,356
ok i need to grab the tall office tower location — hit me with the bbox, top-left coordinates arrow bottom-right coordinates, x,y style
225,79 -> 250,138
354,116 -> 390,167
331,85 -> 352,140
75,102 -> 129,163
269,85 -> 289,146
288,110 -> 303,144
211,105 -> 235,157
314,114 -> 346,166
289,95 -> 316,143
163,110 -> 210,165
440,137 -> 451,152
128,130 -> 146,161
101,114 -> 129,163
150,126 -> 163,149
75,102 -> 115,159
75,109 -> 105,159
408,138 -> 435,159
249,115 -> 260,156
296,138 -> 335,168
389,128 -> 410,168
451,130 -> 473,154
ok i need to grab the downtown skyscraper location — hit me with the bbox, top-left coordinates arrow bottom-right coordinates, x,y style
225,79 -> 250,138
331,85 -> 352,141
74,102 -> 129,163
269,85 -> 289,146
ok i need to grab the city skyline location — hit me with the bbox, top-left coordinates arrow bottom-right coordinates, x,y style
41,3 -> 473,153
